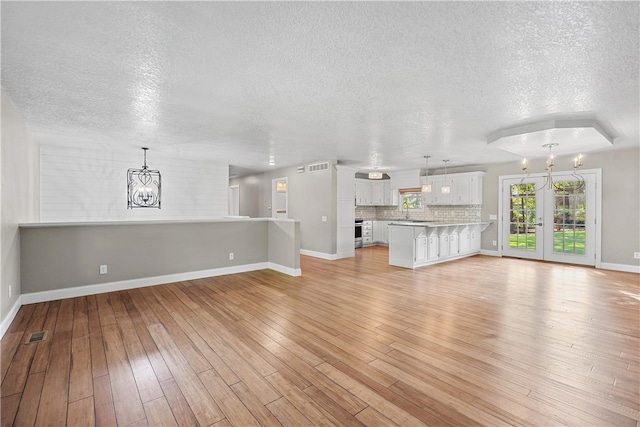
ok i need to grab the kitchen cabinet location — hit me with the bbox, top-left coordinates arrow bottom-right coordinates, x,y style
421,172 -> 484,206
373,220 -> 389,244
362,220 -> 373,245
355,179 -> 372,205
356,179 -> 394,206
388,222 -> 491,269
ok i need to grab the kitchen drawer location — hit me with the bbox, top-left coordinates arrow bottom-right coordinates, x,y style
363,236 -> 373,244
362,229 -> 372,237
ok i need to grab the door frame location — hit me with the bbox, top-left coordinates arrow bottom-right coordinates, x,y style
271,177 -> 288,219
228,185 -> 239,216
497,168 -> 602,268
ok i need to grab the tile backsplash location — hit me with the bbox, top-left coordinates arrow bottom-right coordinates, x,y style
355,205 -> 482,223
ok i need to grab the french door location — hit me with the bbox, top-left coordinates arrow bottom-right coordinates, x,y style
500,170 -> 600,266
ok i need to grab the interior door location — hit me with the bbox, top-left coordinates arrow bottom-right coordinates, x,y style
502,177 -> 545,260
272,177 -> 288,218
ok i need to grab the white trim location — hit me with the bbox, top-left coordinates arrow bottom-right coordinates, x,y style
268,262 -> 302,277
599,263 -> 640,274
300,249 -> 341,260
21,262 -> 277,305
480,249 -> 500,257
1,296 -> 23,339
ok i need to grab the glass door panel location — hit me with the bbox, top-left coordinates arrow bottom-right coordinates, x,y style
502,178 -> 544,260
544,174 -> 595,265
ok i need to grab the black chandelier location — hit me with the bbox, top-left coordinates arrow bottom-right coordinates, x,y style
127,147 -> 161,209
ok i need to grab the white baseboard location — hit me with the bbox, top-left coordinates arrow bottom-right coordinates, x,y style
480,249 -> 500,257
599,262 -> 640,274
20,262 -> 303,305
300,249 -> 340,260
268,262 -> 302,277
1,296 -> 23,339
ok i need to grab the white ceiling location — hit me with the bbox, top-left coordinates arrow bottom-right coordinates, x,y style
1,2 -> 638,176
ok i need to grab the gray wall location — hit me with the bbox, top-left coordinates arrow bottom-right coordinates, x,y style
1,90 -> 40,325
231,160 -> 337,255
20,219 -> 299,294
447,147 -> 640,267
269,220 -> 301,270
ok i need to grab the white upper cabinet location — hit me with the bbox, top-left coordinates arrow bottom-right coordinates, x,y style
421,172 -> 484,206
356,179 -> 394,206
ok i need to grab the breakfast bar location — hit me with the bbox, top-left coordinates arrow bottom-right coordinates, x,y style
388,221 -> 491,269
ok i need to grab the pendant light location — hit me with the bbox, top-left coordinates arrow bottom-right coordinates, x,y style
421,155 -> 432,193
127,147 -> 161,209
441,159 -> 451,194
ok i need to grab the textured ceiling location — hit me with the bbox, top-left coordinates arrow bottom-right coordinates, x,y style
1,2 -> 638,176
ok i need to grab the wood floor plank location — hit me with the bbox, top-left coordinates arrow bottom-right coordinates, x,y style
121,290 -> 173,382
147,323 -> 225,426
229,381 -> 284,427
29,300 -> 61,375
34,298 -> 74,426
143,396 -> 178,427
1,305 -> 47,397
115,316 -> 163,403
93,375 -> 117,427
199,369 -> 261,427
355,406 -> 400,427
2,249 -> 638,426
138,286 -> 212,374
266,371 -> 343,427
0,392 -> 21,427
315,361 -> 430,426
266,397 -> 314,427
88,302 -> 109,379
159,378 -> 199,427
0,332 -> 23,383
101,324 -> 146,426
13,371 -> 45,427
67,395 -> 95,427
185,316 -> 281,405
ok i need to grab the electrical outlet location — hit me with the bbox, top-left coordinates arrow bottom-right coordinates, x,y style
322,216 -> 327,222
492,240 -> 497,246
634,252 -> 640,259
229,252 -> 234,260
489,214 -> 497,220
99,265 -> 108,275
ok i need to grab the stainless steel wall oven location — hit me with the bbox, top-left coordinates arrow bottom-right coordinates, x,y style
355,219 -> 363,248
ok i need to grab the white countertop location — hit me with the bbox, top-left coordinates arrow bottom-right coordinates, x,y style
20,217 -> 300,228
389,221 -> 491,227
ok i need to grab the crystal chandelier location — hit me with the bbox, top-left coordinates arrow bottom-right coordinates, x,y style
127,147 -> 161,209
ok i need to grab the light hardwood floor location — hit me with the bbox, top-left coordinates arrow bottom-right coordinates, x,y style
2,247 -> 639,426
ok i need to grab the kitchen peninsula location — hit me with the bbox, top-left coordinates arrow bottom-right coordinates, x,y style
388,221 -> 490,269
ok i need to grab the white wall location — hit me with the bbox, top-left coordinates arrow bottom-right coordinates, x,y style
1,90 -> 40,330
41,145 -> 229,222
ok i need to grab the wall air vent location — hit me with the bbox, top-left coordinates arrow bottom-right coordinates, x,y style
297,166 -> 305,173
308,162 -> 329,173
